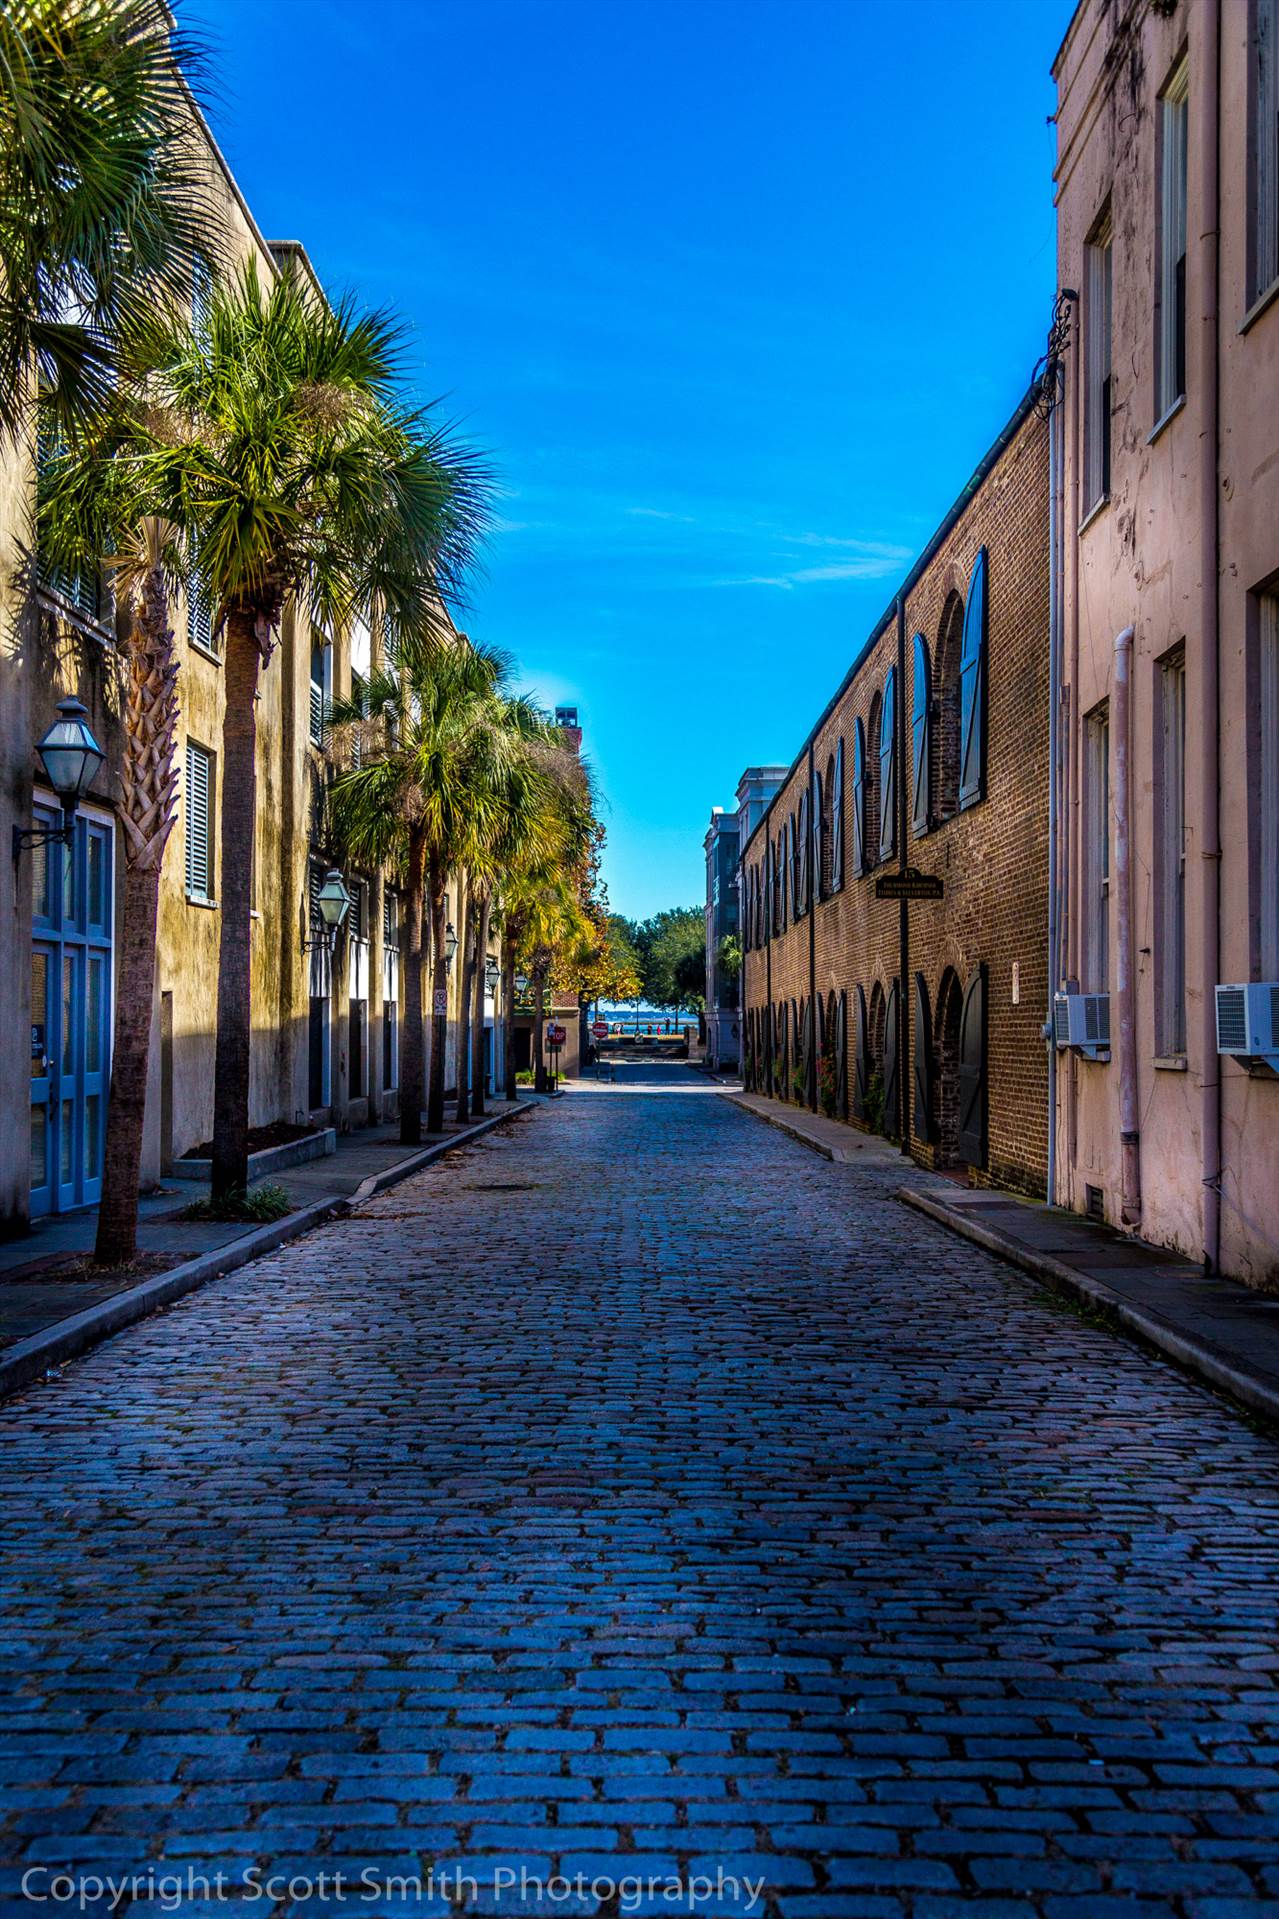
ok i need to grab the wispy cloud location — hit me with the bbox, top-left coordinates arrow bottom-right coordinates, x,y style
625,505 -> 698,523
711,551 -> 910,591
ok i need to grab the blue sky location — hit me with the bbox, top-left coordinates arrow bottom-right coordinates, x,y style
200,0 -> 1071,919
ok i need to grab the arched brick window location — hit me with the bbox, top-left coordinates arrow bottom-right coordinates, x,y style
821,753 -> 836,896
933,589 -> 964,821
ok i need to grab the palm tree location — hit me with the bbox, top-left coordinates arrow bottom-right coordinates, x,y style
36,464 -> 183,1261
327,639 -> 515,1145
0,0 -> 216,440
133,261 -> 488,1194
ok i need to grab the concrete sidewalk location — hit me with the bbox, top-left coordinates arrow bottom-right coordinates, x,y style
723,1085 -> 1279,1427
0,1097 -> 536,1396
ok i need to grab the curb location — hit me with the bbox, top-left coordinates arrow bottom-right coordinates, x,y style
897,1187 -> 1279,1428
0,1097 -> 543,1404
719,1090 -> 901,1168
167,1126 -> 337,1183
347,1097 -> 538,1206
0,1194 -> 342,1403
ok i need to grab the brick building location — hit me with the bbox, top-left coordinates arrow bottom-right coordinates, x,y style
740,388 -> 1052,1197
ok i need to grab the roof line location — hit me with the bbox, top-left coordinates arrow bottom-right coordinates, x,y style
742,377 -> 1044,858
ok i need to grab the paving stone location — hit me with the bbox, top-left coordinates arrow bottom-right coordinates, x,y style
1,1072 -> 1277,1915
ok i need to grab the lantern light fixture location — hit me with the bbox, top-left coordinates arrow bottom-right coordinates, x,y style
13,699 -> 105,859
302,868 -> 352,953
443,921 -> 459,968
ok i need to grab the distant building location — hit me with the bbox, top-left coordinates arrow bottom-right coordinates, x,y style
702,768 -> 787,1073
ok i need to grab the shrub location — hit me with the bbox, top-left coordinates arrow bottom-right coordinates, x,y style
181,1183 -> 292,1224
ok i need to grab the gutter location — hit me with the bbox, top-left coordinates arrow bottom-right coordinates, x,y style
1113,625 -> 1142,1227
1199,0 -> 1223,1272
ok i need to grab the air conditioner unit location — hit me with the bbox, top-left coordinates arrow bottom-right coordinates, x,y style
1053,991 -> 1110,1058
1215,982 -> 1279,1071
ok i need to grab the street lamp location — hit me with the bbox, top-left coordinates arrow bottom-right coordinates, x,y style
302,868 -> 352,953
514,971 -> 529,998
13,698 -> 105,859
484,956 -> 500,993
443,921 -> 459,968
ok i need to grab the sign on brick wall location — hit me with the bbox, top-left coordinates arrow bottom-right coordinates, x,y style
875,868 -> 944,901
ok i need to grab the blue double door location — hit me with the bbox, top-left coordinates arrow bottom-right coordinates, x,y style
29,808 -> 114,1218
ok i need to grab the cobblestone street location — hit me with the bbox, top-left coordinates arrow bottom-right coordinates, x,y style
3,1064 -> 1279,1919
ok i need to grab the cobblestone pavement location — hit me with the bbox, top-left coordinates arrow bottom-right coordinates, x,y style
3,1066 -> 1279,1919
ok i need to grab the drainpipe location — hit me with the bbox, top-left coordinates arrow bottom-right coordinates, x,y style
1113,624 -> 1141,1228
808,742 -> 817,1112
1199,0 -> 1222,1272
1046,353 -> 1065,1206
897,591 -> 910,1155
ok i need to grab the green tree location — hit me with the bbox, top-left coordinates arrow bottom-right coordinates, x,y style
328,639 -> 514,1143
632,906 -> 706,1015
0,0 -> 217,439
132,260 -> 488,1192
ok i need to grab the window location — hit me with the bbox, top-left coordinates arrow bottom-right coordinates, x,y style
911,633 -> 931,836
1156,649 -> 1187,1054
309,637 -> 332,746
1157,62 -> 1189,421
1084,703 -> 1111,991
187,527 -> 214,654
1258,590 -> 1279,977
852,719 -> 867,875
383,890 -> 400,1090
958,548 -> 988,809
1084,210 -> 1113,509
932,591 -> 964,820
831,738 -> 845,891
184,740 -> 214,901
878,668 -> 897,862
865,695 -> 882,870
1252,0 -> 1279,304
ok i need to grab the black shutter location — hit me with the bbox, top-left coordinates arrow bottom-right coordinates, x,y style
959,548 -> 988,809
879,667 -> 897,863
811,765 -> 823,901
787,816 -> 797,922
912,972 -> 935,1143
832,737 -> 845,891
853,984 -> 868,1119
852,720 -> 866,875
911,632 -> 931,836
837,990 -> 848,1118
797,793 -> 809,915
883,981 -> 900,1139
957,965 -> 988,1166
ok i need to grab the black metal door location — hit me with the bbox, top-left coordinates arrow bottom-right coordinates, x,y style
913,972 -> 935,1144
883,981 -> 900,1139
853,985 -> 868,1120
957,965 -> 988,1167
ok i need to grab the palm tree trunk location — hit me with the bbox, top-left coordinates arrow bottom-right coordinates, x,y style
471,889 -> 490,1117
211,607 -> 267,1200
427,856 -> 448,1135
398,827 -> 427,1146
94,559 -> 178,1265
502,926 -> 518,1102
455,878 -> 474,1124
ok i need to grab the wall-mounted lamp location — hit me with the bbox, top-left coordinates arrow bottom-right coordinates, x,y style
13,699 -> 105,860
302,868 -> 352,954
514,971 -> 530,999
443,921 -> 459,968
484,956 -> 500,993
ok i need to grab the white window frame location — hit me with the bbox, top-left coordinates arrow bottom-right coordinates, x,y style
184,740 -> 214,903
1083,211 -> 1113,514
1084,703 -> 1111,992
1156,649 -> 1187,1056
1157,61 -> 1190,424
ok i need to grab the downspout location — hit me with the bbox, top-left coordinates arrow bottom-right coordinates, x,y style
897,591 -> 910,1155
1113,624 -> 1141,1227
1046,350 -> 1065,1206
1199,0 -> 1222,1272
808,742 -> 817,1113
765,834 -> 773,1096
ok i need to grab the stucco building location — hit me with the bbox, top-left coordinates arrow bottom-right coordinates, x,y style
1052,0 -> 1279,1285
739,390 -> 1052,1197
2,93 -> 501,1236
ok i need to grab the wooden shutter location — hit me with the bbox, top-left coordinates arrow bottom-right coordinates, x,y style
187,529 -> 213,654
957,965 -> 988,1166
788,814 -> 798,920
912,972 -> 935,1143
184,742 -> 210,898
831,737 -> 845,891
879,667 -> 897,862
853,984 -> 868,1119
959,548 -> 988,809
837,991 -> 848,1117
811,765 -> 823,902
797,793 -> 809,915
883,981 -> 900,1138
852,721 -> 866,875
911,632 -> 931,836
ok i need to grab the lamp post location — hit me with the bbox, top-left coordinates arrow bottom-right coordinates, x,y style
444,921 -> 459,969
484,955 -> 500,995
13,699 -> 105,859
302,868 -> 353,954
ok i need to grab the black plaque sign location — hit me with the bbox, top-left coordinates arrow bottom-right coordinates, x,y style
875,868 -> 944,901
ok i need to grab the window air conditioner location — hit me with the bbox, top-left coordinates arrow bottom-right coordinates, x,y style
1215,983 -> 1279,1071
1053,991 -> 1111,1058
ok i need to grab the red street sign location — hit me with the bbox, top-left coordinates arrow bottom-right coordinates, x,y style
592,1020 -> 608,1039
546,1021 -> 567,1047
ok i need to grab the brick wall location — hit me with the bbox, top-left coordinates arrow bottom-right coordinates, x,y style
741,400 -> 1051,1197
